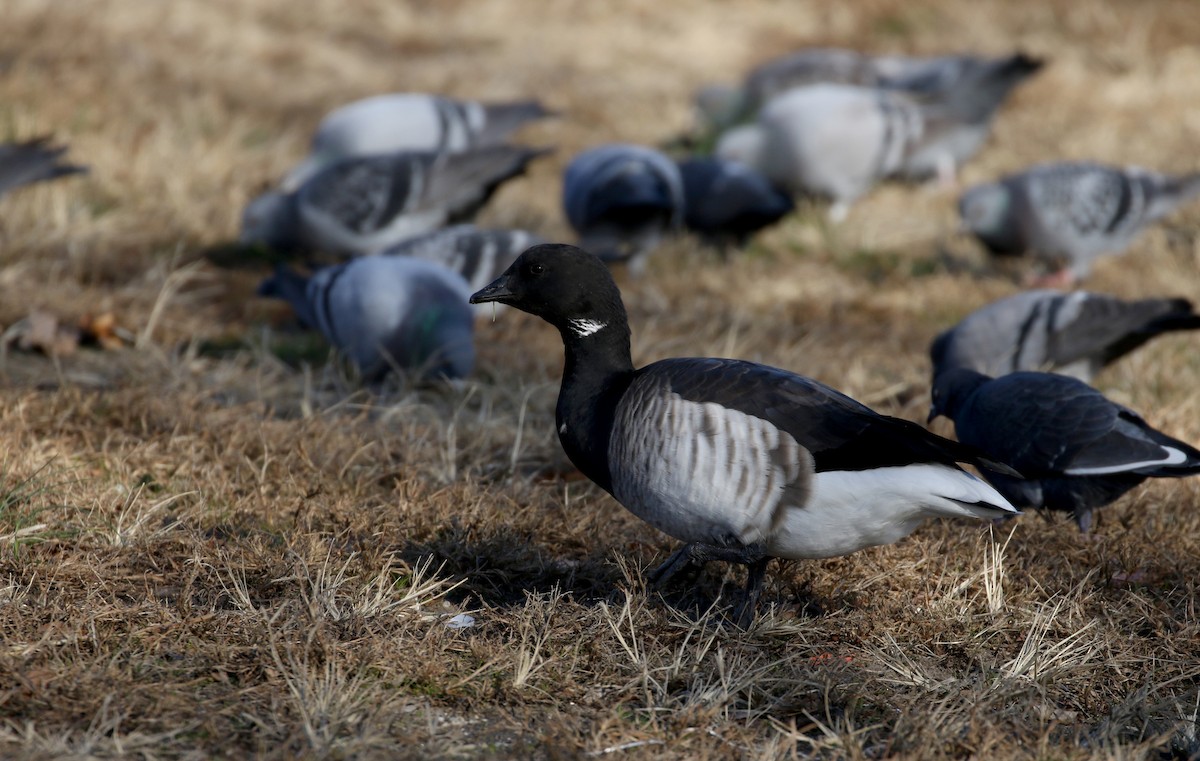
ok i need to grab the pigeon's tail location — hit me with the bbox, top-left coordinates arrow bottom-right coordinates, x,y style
257,266 -> 317,329
478,100 -> 558,145
939,53 -> 1045,124
0,137 -> 88,198
1095,298 -> 1200,367
1151,171 -> 1200,218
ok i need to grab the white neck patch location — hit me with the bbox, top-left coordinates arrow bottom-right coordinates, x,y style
568,318 -> 607,338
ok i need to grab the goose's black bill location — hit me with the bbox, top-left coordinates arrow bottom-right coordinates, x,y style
469,274 -> 515,305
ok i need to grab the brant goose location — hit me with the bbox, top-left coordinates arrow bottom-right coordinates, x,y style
959,162 -> 1200,286
696,50 -> 1040,131
258,256 -> 474,382
282,93 -> 554,190
931,290 -> 1200,383
562,144 -> 684,274
677,157 -> 793,252
380,223 -> 545,299
0,137 -> 87,199
242,144 -> 551,257
930,368 -> 1200,532
471,244 -> 1019,626
716,56 -> 1042,220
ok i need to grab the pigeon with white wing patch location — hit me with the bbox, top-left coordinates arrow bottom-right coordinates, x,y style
930,368 -> 1200,532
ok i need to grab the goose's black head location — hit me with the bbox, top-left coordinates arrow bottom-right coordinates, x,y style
470,243 -> 629,342
928,367 -> 992,423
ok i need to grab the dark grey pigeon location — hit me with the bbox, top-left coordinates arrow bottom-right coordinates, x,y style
959,162 -> 1200,285
282,93 -> 555,190
930,368 -> 1200,532
380,223 -> 545,298
242,144 -> 551,257
678,157 -> 793,252
0,137 -> 87,199
695,49 -> 1041,131
471,244 -> 1018,626
562,144 -> 684,274
931,290 -> 1200,383
716,55 -> 1042,220
257,256 -> 474,382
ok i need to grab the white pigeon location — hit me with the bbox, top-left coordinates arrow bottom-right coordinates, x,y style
241,145 -> 551,257
282,93 -> 554,190
715,55 -> 1042,219
257,256 -> 475,382
696,50 -> 1041,131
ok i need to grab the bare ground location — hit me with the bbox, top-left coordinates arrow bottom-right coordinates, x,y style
1,0 -> 1200,758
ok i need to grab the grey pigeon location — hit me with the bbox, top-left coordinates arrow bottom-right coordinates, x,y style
257,256 -> 474,382
0,137 -> 87,199
562,144 -> 684,274
241,144 -> 551,257
677,157 -> 793,251
931,290 -> 1200,383
380,223 -> 545,298
471,244 -> 1018,626
930,368 -> 1200,532
696,50 -> 1041,131
282,93 -> 554,190
959,162 -> 1200,284
716,56 -> 1041,219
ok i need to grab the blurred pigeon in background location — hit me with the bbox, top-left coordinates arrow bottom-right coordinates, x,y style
257,256 -> 475,382
716,56 -> 1041,219
563,143 -> 684,273
381,223 -> 545,297
931,290 -> 1200,383
696,49 -> 1041,131
282,93 -> 555,190
930,368 -> 1200,532
959,161 -> 1200,285
0,137 -> 87,199
677,157 -> 793,252
242,144 -> 551,257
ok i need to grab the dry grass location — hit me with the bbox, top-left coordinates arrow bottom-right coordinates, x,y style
1,0 -> 1200,758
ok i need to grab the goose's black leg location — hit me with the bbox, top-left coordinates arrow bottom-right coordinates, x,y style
732,556 -> 771,629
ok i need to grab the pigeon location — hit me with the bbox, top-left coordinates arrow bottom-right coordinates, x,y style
959,162 -> 1200,285
241,144 -> 551,257
562,144 -> 684,274
931,290 -> 1200,383
716,56 -> 1042,219
282,94 -> 555,190
380,223 -> 545,298
470,244 -> 1019,626
677,157 -> 793,251
256,256 -> 475,381
696,49 -> 1041,131
930,368 -> 1200,532
0,137 -> 87,199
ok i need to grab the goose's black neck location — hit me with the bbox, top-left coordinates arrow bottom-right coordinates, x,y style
554,313 -> 635,494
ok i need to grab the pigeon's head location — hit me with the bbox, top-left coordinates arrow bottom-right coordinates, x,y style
240,191 -> 297,250
470,243 -> 627,339
957,183 -> 1011,239
715,124 -> 767,174
928,368 -> 992,423
693,84 -> 748,130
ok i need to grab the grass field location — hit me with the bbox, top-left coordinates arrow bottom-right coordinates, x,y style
2,0 -> 1200,758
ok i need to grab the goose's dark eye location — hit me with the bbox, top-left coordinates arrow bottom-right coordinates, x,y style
529,263 -> 545,275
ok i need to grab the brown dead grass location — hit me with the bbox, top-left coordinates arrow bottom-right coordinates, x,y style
1,0 -> 1200,758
